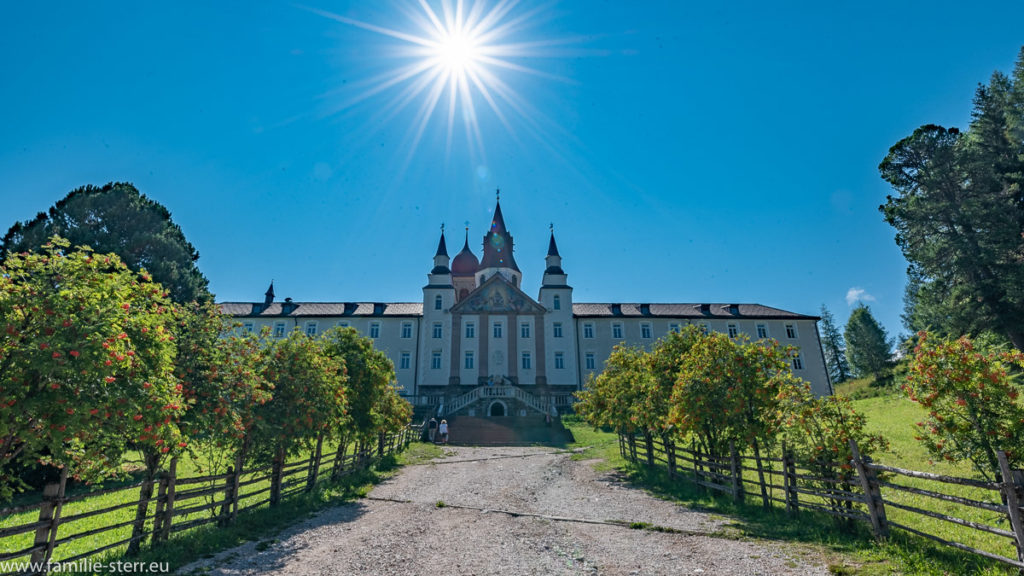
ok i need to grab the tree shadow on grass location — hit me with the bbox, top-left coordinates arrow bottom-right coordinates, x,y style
617,463 -> 1015,576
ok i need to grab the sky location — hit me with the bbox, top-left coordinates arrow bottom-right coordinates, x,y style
2,1 -> 1023,341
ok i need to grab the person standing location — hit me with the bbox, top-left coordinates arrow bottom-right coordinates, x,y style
428,417 -> 438,443
439,419 -> 449,444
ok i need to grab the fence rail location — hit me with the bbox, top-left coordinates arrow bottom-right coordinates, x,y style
0,426 -> 417,574
620,433 -> 1024,571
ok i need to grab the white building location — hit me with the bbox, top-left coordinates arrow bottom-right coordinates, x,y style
220,197 -> 831,418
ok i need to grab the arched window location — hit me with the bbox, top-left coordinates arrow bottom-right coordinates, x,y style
553,294 -> 561,310
434,295 -> 443,310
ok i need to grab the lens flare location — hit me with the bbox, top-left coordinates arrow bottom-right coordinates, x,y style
302,1 -> 577,169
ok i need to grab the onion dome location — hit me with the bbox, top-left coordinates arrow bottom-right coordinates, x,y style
451,229 -> 479,276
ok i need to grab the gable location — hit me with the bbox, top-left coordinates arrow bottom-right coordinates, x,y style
451,275 -> 546,315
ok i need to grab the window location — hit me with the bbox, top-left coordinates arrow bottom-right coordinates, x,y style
521,352 -> 531,370
465,351 -> 474,370
553,295 -> 561,310
521,323 -> 531,338
699,323 -> 709,335
786,324 -> 798,339
338,321 -> 349,328
585,352 -> 595,370
242,322 -> 254,334
612,323 -> 623,339
641,323 -> 652,339
431,351 -> 442,370
728,323 -> 738,338
400,352 -> 411,370
305,322 -> 317,337
493,322 -> 503,338
370,322 -> 380,339
465,322 -> 475,338
756,324 -> 768,339
669,323 -> 680,333
583,323 -> 594,339
401,322 -> 413,339
432,323 -> 442,338
554,352 -> 565,369
792,353 -> 803,370
274,322 -> 285,338
434,295 -> 443,310
553,322 -> 563,338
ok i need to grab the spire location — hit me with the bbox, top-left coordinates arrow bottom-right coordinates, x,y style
435,224 -> 448,257
264,281 -> 275,307
480,195 -> 519,272
547,227 -> 560,257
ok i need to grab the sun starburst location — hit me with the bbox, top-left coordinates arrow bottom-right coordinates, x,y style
303,0 -> 573,169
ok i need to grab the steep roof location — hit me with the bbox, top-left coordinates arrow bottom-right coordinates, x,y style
479,199 -> 520,272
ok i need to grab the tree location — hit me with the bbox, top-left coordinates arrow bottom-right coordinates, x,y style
844,304 -> 892,379
1,182 -> 211,304
0,238 -> 181,500
903,332 -> 1024,481
879,47 -> 1024,349
819,304 -> 851,385
251,332 -> 346,464
321,327 -> 409,456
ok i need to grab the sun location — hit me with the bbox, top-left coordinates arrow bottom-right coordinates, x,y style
435,30 -> 479,73
302,1 -> 573,166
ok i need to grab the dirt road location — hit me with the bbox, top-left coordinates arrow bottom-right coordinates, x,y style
181,446 -> 827,575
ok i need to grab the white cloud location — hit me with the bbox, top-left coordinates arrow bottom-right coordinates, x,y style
846,287 -> 876,306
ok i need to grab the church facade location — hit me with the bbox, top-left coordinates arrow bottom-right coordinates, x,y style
221,198 -> 831,418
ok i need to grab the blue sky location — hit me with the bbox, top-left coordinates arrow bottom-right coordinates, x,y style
2,1 -> 1023,341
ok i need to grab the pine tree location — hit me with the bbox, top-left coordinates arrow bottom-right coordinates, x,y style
1,182 -> 211,303
844,304 -> 893,379
880,47 -> 1024,349
819,304 -> 851,385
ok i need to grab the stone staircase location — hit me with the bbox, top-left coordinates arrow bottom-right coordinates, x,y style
443,415 -> 574,446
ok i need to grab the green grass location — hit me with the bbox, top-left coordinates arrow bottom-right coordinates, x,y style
563,414 -> 1019,576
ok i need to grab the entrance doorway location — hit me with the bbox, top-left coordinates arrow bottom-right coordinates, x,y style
488,401 -> 506,417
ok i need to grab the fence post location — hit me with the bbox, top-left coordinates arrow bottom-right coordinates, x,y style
30,468 -> 67,567
230,453 -> 243,522
782,442 -> 799,515
127,461 -> 157,555
692,440 -> 705,493
618,434 -> 625,459
664,434 -> 677,479
270,444 -> 285,507
628,434 -> 637,463
157,457 -> 177,543
151,472 -> 168,546
849,439 -> 888,540
996,451 -> 1024,565
307,435 -> 324,492
729,441 -> 744,504
218,466 -> 236,527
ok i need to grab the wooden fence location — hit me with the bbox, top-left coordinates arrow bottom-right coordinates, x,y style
0,426 -> 417,573
619,433 -> 1024,571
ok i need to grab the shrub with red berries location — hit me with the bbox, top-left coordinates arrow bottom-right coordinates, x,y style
904,332 -> 1024,481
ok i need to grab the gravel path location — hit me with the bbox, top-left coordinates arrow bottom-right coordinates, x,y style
180,446 -> 827,575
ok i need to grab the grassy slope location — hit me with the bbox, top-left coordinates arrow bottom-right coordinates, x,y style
564,393 -> 1020,576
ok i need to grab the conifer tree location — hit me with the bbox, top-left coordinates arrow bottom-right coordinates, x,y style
880,47 -> 1024,349
819,304 -> 850,385
844,304 -> 892,379
1,182 -> 211,304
